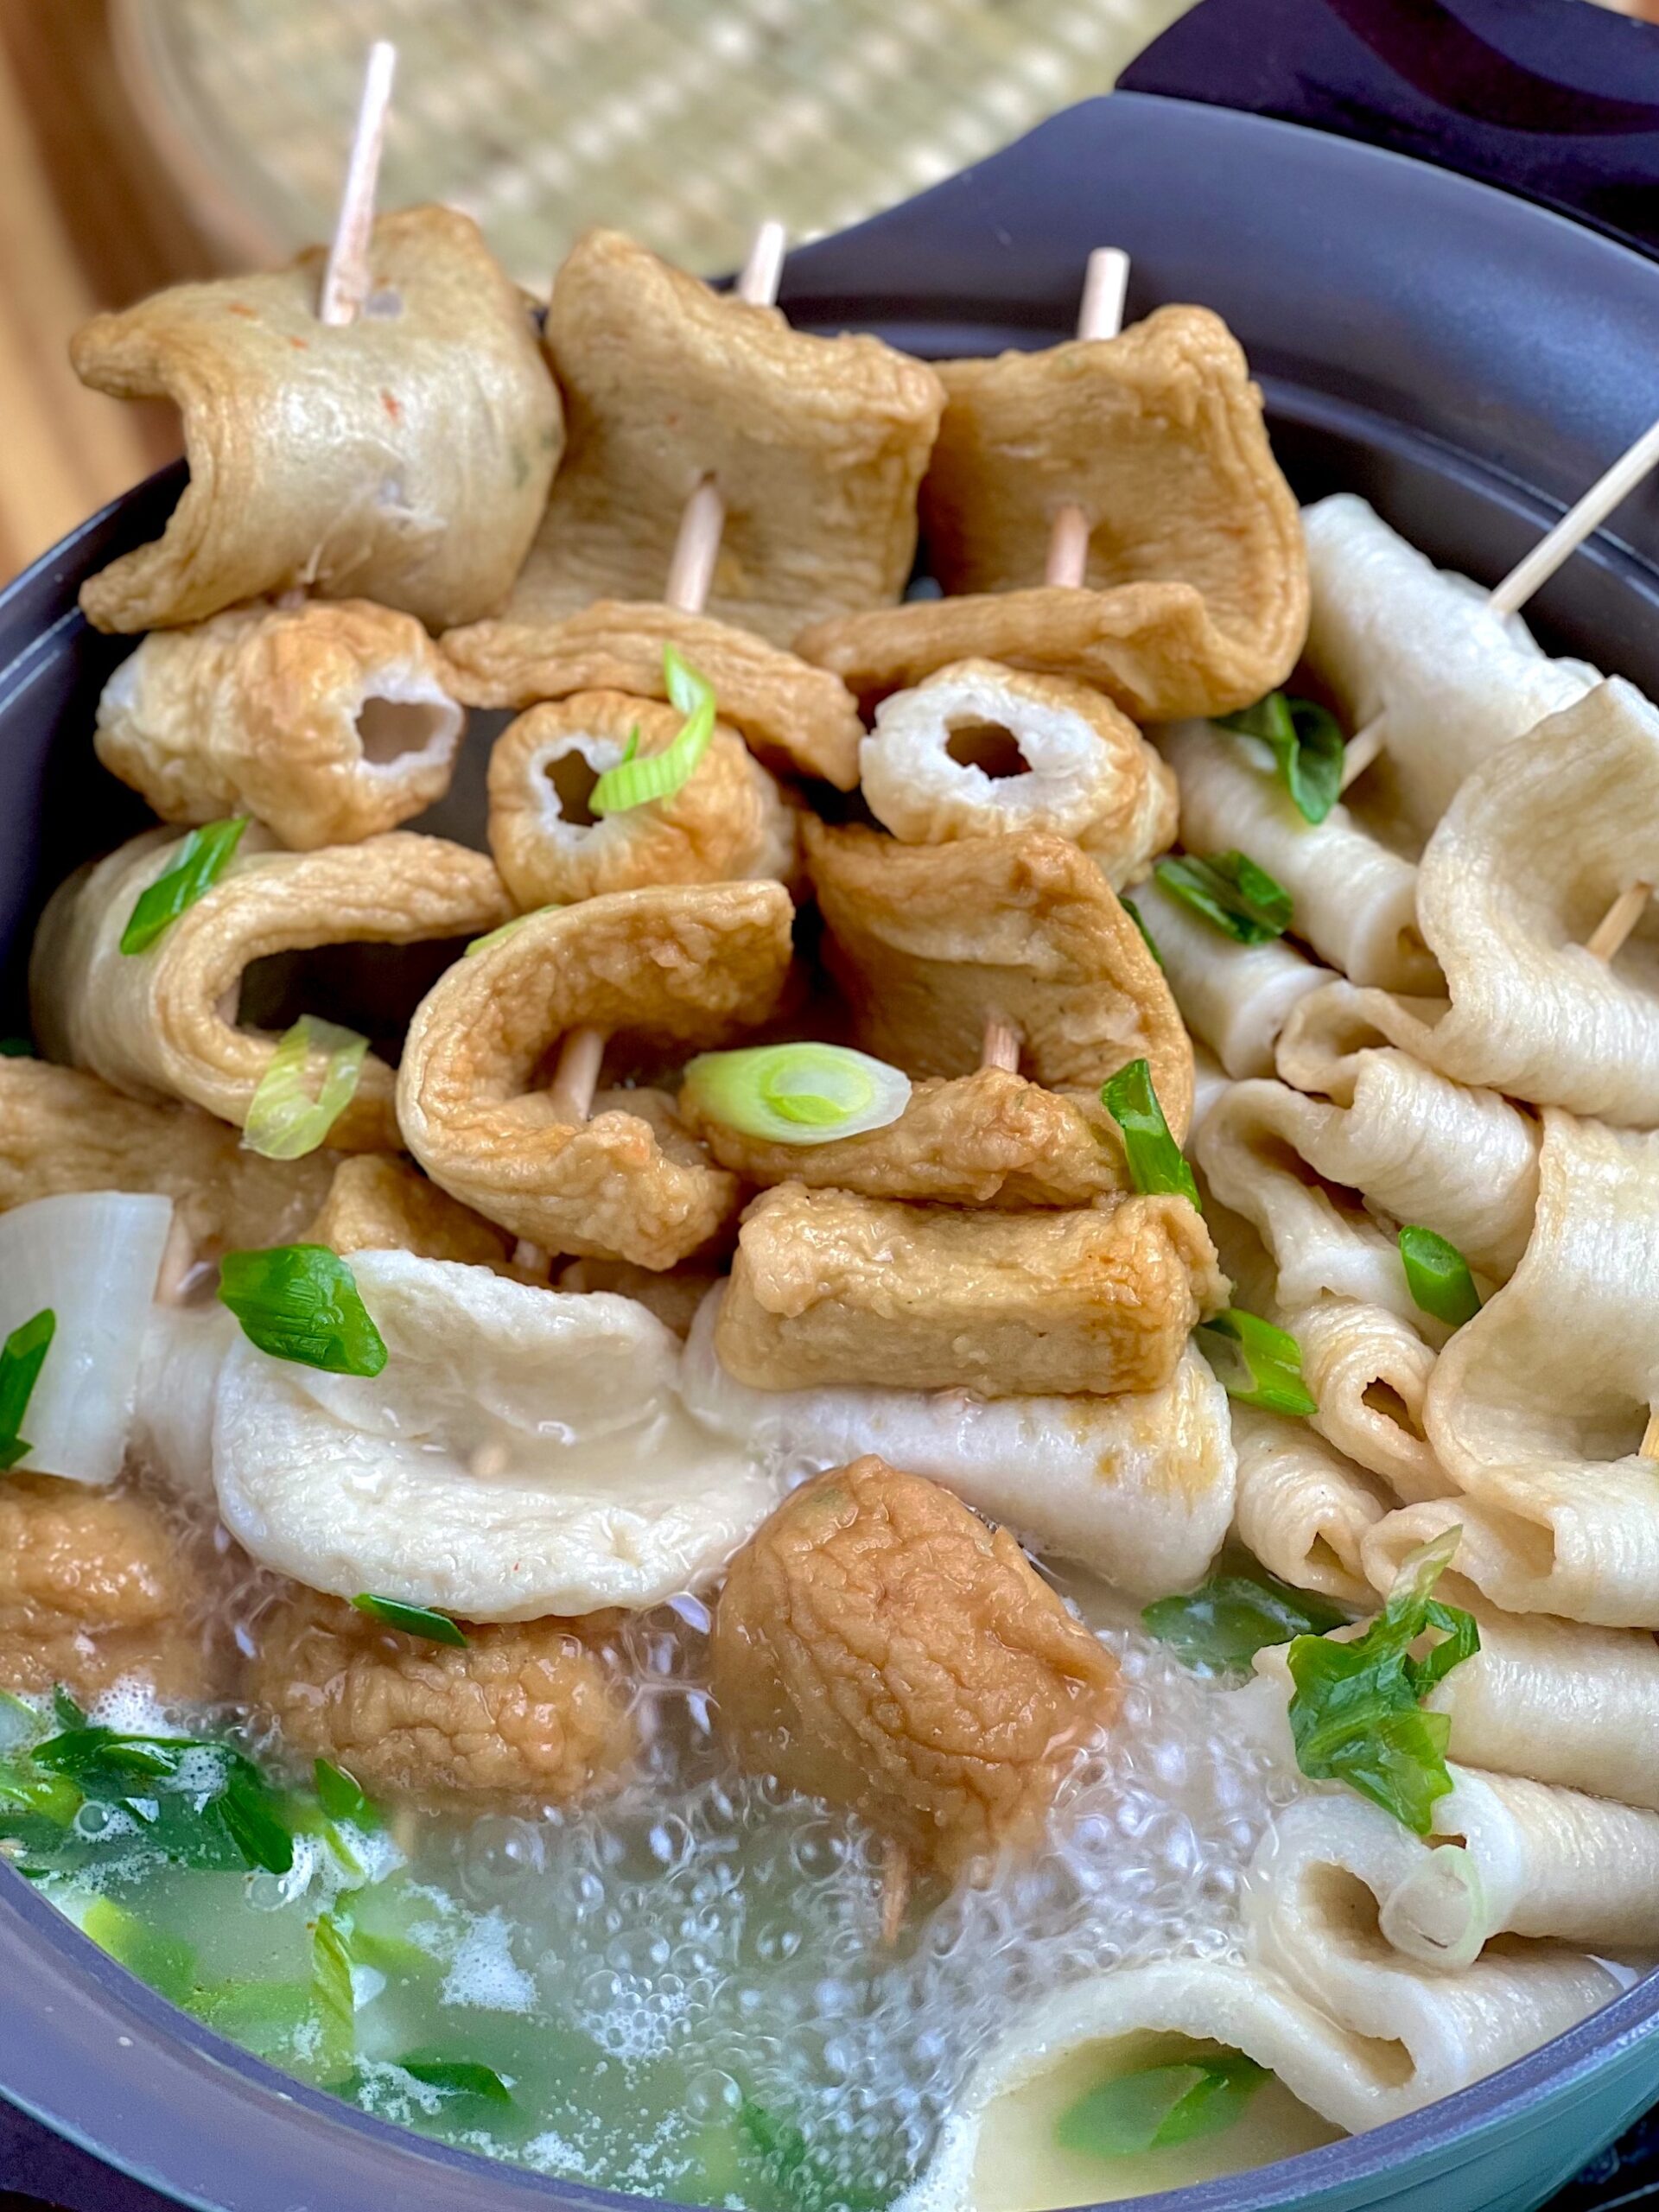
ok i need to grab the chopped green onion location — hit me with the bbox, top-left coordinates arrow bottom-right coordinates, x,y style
1121,896 -> 1165,969
1101,1059 -> 1199,1208
1056,2052 -> 1269,2159
395,2053 -> 513,2104
311,1910 -> 357,2075
353,1594 -> 467,1647
1143,1568 -> 1351,1673
1198,1308 -> 1316,1416
219,1245 -> 387,1376
242,1015 -> 368,1160
1398,1226 -> 1482,1329
464,908 -> 553,958
0,1762 -> 80,1828
83,1897 -> 198,2007
1154,851 -> 1292,945
1220,693 -> 1344,825
0,1307 -> 54,1471
53,1688 -> 87,1731
31,1726 -> 295,1875
0,1038 -> 33,1058
590,645 -> 716,816
120,818 -> 247,956
738,2098 -> 890,2212
1287,1528 -> 1480,1833
314,1758 -> 380,1831
681,1041 -> 911,1147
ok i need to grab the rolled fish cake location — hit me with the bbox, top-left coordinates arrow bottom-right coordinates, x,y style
72,207 -> 562,632
487,689 -> 797,907
714,1181 -> 1226,1398
455,227 -> 944,652
857,658 -> 1177,888
29,826 -> 511,1150
798,305 -> 1306,721
96,600 -> 465,849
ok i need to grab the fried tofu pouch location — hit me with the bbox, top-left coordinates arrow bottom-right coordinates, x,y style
454,227 -> 943,652
487,689 -> 798,907
251,1587 -> 635,1809
96,601 -> 465,849
715,1183 -> 1226,1398
798,306 -> 1306,721
71,206 -> 562,633
29,827 -> 512,1151
713,1458 -> 1119,1875
397,881 -> 794,1268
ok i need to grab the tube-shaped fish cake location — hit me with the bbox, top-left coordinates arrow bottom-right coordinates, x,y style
72,207 -> 562,632
95,601 -> 464,849
857,658 -> 1176,888
442,600 -> 865,791
29,827 -> 511,1149
461,228 -> 943,651
487,690 -> 797,907
397,882 -> 794,1268
715,1182 -> 1226,1397
798,306 -> 1306,721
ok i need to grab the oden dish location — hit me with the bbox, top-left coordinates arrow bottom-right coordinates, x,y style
2,195 -> 1657,2212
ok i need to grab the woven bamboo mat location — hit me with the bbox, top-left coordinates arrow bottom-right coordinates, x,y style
112,0 -> 1194,286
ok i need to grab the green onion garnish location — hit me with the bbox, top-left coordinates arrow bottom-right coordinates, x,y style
353,1594 -> 467,1647
313,1758 -> 380,1831
1198,1308 -> 1316,1416
119,818 -> 247,956
1398,1226 -> 1482,1329
590,645 -> 716,816
242,1015 -> 368,1160
82,1897 -> 199,2007
1143,1568 -> 1351,1673
311,1910 -> 357,2075
1101,1058 -> 1199,1207
1220,692 -> 1344,825
1154,851 -> 1292,945
396,2054 -> 514,2104
1055,2051 -> 1270,2159
681,1041 -> 911,1147
0,1307 -> 54,1471
218,1245 -> 387,1376
30,1726 -> 295,1874
463,909 -> 551,958
1121,896 -> 1165,969
1287,1528 -> 1479,1834
0,1038 -> 34,1058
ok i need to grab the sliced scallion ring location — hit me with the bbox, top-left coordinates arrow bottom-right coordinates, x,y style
1101,1058 -> 1198,1207
242,1016 -> 369,1160
352,1594 -> 467,1647
1398,1225 -> 1482,1329
681,1041 -> 911,1147
589,645 -> 717,816
120,818 -> 247,956
1198,1307 -> 1316,1416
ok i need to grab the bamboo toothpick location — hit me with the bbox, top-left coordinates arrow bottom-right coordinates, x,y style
319,41 -> 397,327
879,1837 -> 912,1945
551,219 -> 788,1127
1585,880 -> 1654,965
979,1016 -> 1020,1073
1044,248 -> 1131,591
1642,1406 -> 1659,1460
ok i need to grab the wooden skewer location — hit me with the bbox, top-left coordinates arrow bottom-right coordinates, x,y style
879,1837 -> 912,1945
979,1015 -> 1020,1073
1585,880 -> 1654,964
319,41 -> 397,326
1640,1407 -> 1659,1460
550,220 -> 788,1126
1044,248 -> 1131,590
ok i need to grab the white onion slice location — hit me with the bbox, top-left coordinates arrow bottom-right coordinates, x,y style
0,1191 -> 174,1485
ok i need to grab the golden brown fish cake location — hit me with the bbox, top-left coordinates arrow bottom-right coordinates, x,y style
95,601 -> 465,849
72,207 -> 561,633
715,1183 -> 1226,1398
397,881 -> 794,1268
713,1458 -> 1120,1875
804,822 -> 1195,1141
460,228 -> 943,652
797,306 -> 1306,721
306,1154 -> 519,1274
29,828 -> 512,1153
0,1475 -> 224,1703
441,600 -> 865,791
0,1058 -> 334,1255
487,690 -> 798,908
251,1589 -> 635,1808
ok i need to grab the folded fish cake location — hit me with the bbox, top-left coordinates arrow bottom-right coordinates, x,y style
798,305 -> 1306,721
715,1182 -> 1226,1397
95,601 -> 465,849
72,206 -> 562,632
713,1457 -> 1119,1876
305,1154 -> 518,1273
466,227 -> 944,651
487,689 -> 798,908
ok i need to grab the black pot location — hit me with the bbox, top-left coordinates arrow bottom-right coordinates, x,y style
3,87 -> 1658,2212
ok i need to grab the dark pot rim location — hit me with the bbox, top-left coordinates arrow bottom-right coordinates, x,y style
3,84 -> 1659,2212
